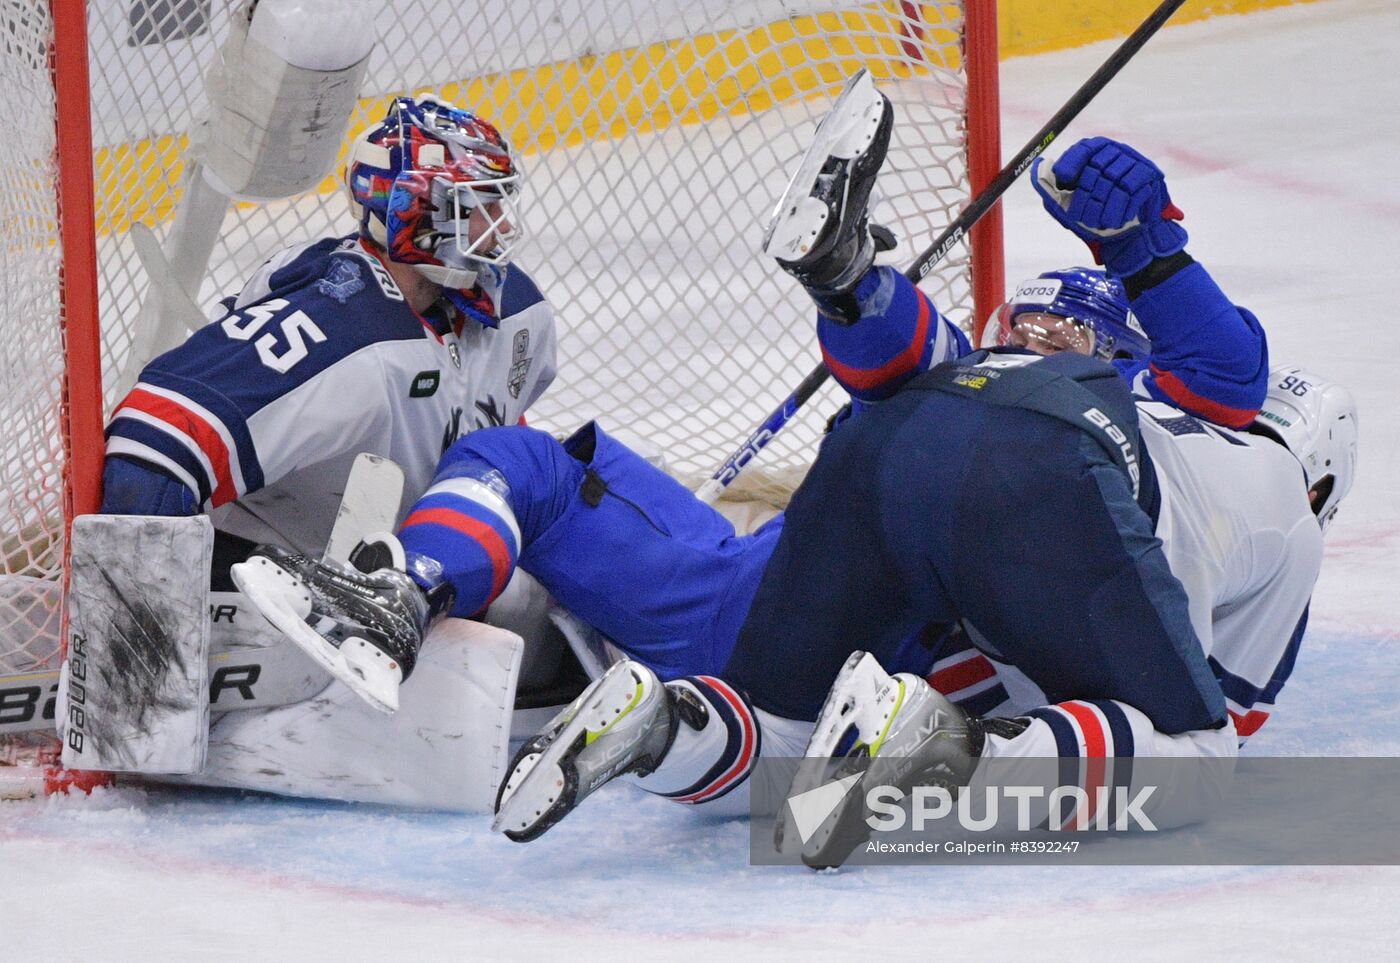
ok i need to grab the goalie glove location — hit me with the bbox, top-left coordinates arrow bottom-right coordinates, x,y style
1032,137 -> 1188,278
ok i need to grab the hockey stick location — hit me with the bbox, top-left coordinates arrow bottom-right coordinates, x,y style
322,453 -> 406,564
118,164 -> 232,401
695,0 -> 1188,504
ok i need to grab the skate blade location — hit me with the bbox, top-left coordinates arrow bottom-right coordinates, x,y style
492,660 -> 644,840
231,556 -> 401,715
773,651 -> 887,860
762,68 -> 885,259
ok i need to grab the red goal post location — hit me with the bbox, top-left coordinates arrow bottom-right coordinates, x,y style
2,0 -> 1003,790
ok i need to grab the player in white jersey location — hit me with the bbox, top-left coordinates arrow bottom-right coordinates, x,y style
79,96 -> 559,804
102,94 -> 557,565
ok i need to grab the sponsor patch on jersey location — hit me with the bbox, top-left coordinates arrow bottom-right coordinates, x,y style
507,329 -> 532,398
316,259 -> 365,303
1257,408 -> 1293,429
410,370 -> 441,398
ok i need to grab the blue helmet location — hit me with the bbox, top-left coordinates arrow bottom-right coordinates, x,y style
982,267 -> 1151,362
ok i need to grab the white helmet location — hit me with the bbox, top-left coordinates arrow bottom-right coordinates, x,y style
1252,365 -> 1358,532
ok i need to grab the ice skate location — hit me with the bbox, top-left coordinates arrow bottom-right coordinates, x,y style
493,659 -> 679,842
776,651 -> 984,870
231,540 -> 434,715
762,68 -> 895,308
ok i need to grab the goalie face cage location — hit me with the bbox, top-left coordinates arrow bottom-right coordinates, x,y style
1,1 -> 1001,714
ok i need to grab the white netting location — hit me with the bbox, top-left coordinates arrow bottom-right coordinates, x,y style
2,0 -> 987,687
1,1 -> 66,676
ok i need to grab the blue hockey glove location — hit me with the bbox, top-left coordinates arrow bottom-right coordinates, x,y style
1032,137 -> 1188,277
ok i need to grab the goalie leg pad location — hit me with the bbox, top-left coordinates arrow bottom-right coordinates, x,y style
60,514 -> 213,774
203,0 -> 374,200
163,618 -> 523,812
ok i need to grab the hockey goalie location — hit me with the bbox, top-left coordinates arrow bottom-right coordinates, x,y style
39,0 -> 567,811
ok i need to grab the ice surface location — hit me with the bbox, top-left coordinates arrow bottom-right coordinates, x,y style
5,2 -> 1399,957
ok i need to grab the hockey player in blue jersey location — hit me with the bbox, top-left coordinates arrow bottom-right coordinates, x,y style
101,94 -> 557,562
479,81 -> 1353,850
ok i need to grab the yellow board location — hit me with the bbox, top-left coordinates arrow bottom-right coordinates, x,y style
93,0 -> 1320,236
999,0 -> 1321,58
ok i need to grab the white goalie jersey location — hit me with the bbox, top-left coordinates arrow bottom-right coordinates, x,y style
106,235 -> 558,553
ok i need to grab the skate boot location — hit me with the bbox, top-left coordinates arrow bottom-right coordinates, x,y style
231,534 -> 452,715
762,68 -> 895,322
493,659 -> 689,842
776,651 -> 986,870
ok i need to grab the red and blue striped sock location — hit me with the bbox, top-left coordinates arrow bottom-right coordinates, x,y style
399,476 -> 521,618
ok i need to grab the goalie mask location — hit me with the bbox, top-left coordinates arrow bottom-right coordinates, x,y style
981,267 -> 1150,363
345,95 -> 524,292
1251,365 -> 1359,532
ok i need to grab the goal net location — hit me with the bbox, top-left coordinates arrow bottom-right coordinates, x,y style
1,0 -> 1001,770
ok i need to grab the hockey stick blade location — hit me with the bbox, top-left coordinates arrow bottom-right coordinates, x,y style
231,556 -> 401,715
130,222 -> 207,336
323,453 -> 406,564
699,0 -> 1189,499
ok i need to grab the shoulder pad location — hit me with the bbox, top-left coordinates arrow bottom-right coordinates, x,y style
498,264 -> 547,319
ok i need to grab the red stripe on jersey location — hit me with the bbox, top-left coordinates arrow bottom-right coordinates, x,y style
672,676 -> 756,804
1059,701 -> 1108,830
821,289 -> 931,392
928,654 -> 996,695
1149,365 -> 1258,429
1229,708 -> 1270,738
124,387 -> 237,507
401,507 -> 513,602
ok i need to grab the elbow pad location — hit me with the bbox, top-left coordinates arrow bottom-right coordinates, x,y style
100,456 -> 201,516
